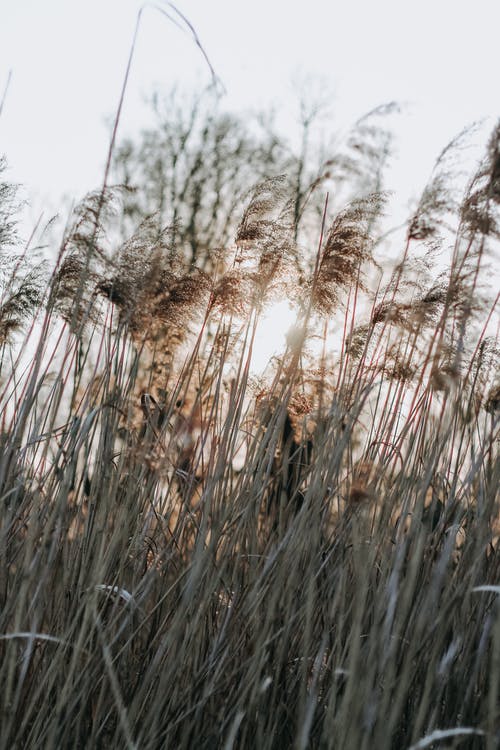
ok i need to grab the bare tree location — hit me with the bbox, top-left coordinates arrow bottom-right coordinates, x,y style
112,85 -> 397,273
113,87 -> 294,268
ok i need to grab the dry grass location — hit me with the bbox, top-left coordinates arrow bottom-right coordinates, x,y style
0,109 -> 499,750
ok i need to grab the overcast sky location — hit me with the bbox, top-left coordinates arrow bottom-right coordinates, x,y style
1,0 -> 500,230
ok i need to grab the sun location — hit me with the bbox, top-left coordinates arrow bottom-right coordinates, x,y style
250,299 -> 298,373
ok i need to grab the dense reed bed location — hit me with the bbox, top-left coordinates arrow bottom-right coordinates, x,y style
0,111 -> 498,749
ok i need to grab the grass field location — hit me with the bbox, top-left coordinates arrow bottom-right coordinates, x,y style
0,70 -> 499,749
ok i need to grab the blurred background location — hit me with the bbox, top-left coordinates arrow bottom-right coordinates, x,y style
1,0 -> 499,234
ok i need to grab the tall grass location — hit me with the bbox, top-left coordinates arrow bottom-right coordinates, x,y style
0,110 -> 499,750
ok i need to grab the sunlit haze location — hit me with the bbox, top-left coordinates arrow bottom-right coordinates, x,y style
251,299 -> 298,374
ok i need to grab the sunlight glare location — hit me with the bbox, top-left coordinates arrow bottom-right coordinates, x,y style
250,299 -> 298,373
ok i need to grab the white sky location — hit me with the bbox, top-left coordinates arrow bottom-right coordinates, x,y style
1,0 -> 500,230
